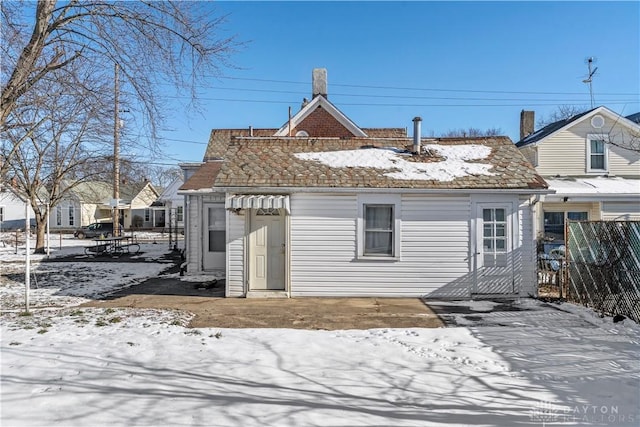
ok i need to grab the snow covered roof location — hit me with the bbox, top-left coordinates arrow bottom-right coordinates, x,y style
544,176 -> 640,201
213,136 -> 547,191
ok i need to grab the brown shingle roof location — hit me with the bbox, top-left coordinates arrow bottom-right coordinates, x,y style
203,128 -> 278,160
213,136 -> 547,190
180,161 -> 224,191
362,128 -> 407,137
203,127 -> 407,161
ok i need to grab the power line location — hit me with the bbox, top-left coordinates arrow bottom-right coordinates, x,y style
165,85 -> 638,103
216,75 -> 640,97
159,95 -> 639,108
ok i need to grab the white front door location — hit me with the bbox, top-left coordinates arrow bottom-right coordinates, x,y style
203,204 -> 225,270
249,208 -> 285,291
475,204 -> 514,294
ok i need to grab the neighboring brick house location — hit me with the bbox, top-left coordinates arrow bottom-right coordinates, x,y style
179,69 -> 549,298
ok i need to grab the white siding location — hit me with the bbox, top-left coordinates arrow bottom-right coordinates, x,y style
289,193 -> 473,297
185,195 -> 201,273
602,202 -> 640,220
226,210 -> 245,297
541,202 -> 601,222
535,116 -> 640,177
0,191 -> 34,222
518,197 -> 536,296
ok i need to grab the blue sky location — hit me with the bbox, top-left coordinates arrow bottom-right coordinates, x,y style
152,1 -> 640,165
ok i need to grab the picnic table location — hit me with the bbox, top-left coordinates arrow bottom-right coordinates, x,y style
84,236 -> 140,256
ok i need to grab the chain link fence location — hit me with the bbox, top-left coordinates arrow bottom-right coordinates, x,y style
565,221 -> 640,323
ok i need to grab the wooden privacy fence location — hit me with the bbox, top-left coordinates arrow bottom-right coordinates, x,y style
566,220 -> 640,323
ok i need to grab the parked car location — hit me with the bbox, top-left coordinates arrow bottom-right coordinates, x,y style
74,222 -> 121,239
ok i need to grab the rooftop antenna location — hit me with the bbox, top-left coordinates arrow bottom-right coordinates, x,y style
582,57 -> 598,108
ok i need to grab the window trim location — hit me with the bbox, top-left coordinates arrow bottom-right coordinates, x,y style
586,133 -> 609,173
0,206 -> 4,223
357,194 -> 401,260
543,210 -> 588,242
144,208 -> 150,222
176,205 -> 183,222
68,205 -> 75,226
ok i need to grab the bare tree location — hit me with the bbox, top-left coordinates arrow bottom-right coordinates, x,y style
592,118 -> 640,154
1,0 -> 239,251
1,0 -> 239,173
3,62 -> 113,252
442,127 -> 503,138
536,105 -> 589,128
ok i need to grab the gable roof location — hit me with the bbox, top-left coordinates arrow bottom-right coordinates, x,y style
157,176 -> 184,201
204,128 -> 277,161
179,161 -> 224,192
626,112 -> 640,124
274,96 -> 367,137
64,181 -> 158,204
516,106 -> 640,148
213,136 -> 547,190
0,184 -> 28,203
67,181 -> 112,203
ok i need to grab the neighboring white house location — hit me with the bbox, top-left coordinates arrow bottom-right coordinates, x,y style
516,106 -> 640,243
151,176 -> 185,231
0,185 -> 36,231
179,69 -> 550,299
50,180 -> 159,230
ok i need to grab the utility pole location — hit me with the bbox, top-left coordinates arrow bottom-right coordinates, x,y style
113,63 -> 120,236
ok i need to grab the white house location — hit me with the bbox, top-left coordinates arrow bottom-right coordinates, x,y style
516,107 -> 640,243
180,69 -> 550,298
0,185 -> 36,231
151,176 -> 186,231
50,180 -> 159,230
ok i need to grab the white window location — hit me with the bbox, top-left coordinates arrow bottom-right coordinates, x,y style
176,206 -> 183,222
56,205 -> 62,226
68,205 -> 75,226
144,208 -> 150,222
483,208 -> 507,253
586,134 -> 608,172
357,195 -> 401,259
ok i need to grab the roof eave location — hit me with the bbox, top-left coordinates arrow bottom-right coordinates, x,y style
213,186 -> 553,195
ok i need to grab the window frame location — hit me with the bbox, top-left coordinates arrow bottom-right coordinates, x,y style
68,205 -> 75,226
543,210 -> 588,242
176,206 -> 183,222
357,194 -> 401,260
56,205 -> 62,226
586,133 -> 609,173
0,206 -> 4,223
144,208 -> 150,222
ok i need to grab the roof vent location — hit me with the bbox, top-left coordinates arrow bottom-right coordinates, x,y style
412,117 -> 422,154
591,115 -> 605,129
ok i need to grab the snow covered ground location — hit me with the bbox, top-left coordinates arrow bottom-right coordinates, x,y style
1,234 -> 639,426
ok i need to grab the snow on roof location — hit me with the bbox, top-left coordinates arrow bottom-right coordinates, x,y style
294,144 -> 494,182
545,177 -> 640,195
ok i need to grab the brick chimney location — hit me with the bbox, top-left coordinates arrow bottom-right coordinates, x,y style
520,110 -> 535,140
312,68 -> 327,99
